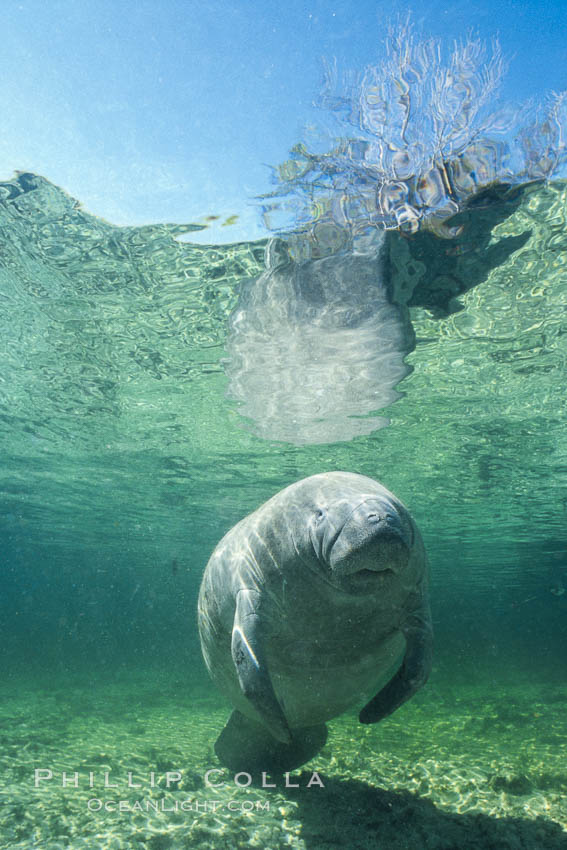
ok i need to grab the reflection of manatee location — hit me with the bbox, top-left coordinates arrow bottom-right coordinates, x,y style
224,230 -> 415,444
198,472 -> 432,773
225,184 -> 532,446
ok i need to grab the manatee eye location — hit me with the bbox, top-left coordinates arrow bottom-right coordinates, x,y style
314,508 -> 326,522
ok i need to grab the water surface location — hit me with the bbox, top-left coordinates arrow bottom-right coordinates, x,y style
0,173 -> 566,847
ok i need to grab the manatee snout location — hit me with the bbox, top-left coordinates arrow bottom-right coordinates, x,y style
329,499 -> 412,576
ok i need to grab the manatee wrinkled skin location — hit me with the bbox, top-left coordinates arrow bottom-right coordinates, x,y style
198,471 -> 432,772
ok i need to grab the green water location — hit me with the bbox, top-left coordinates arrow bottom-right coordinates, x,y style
1,173 -> 566,848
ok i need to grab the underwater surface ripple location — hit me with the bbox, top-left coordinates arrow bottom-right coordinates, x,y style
0,175 -> 565,565
0,172 -> 566,846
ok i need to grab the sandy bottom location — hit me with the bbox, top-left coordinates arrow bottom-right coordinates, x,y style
1,667 -> 566,849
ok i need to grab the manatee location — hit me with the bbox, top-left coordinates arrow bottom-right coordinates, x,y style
197,471 -> 432,773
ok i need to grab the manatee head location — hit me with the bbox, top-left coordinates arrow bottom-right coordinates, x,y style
291,472 -> 423,595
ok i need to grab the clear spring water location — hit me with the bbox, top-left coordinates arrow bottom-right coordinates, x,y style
0,172 -> 566,848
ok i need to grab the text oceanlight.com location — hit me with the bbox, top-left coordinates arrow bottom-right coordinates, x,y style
87,797 -> 270,814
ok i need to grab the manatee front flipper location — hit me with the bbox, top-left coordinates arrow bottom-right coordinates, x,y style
231,587 -> 291,744
215,710 -> 328,774
359,603 -> 433,724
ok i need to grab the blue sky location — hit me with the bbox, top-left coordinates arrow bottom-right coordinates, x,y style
1,0 -> 566,243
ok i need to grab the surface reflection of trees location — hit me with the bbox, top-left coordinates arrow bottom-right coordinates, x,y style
225,184 -> 532,445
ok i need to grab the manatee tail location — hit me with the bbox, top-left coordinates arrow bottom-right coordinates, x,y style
214,710 -> 327,774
